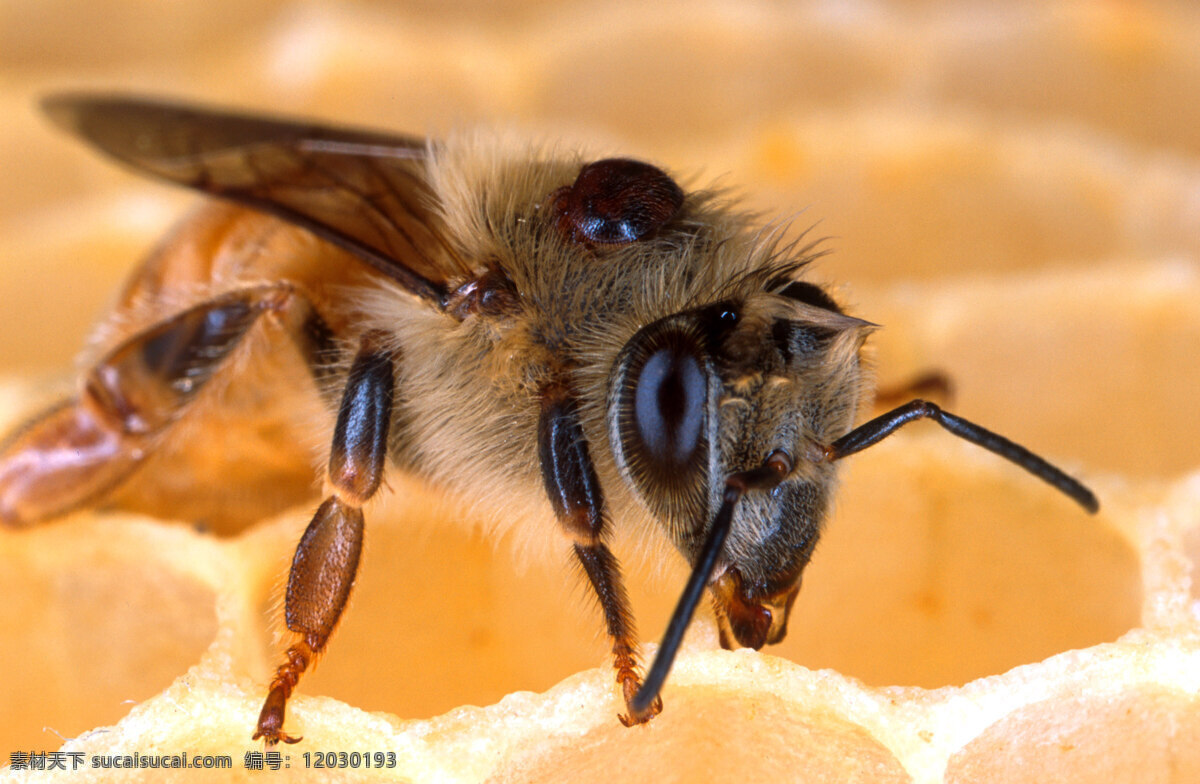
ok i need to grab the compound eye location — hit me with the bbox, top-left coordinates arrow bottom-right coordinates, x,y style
613,321 -> 712,522
553,158 -> 684,246
634,345 -> 705,469
777,280 -> 842,314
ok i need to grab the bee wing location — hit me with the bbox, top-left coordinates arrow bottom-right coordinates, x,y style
42,93 -> 469,308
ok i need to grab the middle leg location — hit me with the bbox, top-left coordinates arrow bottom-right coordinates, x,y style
253,333 -> 396,745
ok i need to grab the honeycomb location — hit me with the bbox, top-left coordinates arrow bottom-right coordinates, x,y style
2,1 -> 1199,781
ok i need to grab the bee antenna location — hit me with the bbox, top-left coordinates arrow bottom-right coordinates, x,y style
825,400 -> 1100,514
630,452 -> 792,717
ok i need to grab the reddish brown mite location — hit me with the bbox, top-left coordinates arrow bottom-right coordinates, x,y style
0,94 -> 1099,744
550,157 -> 684,246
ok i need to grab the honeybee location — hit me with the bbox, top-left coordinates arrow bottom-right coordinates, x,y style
0,95 -> 1099,745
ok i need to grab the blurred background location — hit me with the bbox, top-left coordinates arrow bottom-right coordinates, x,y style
1,0 -> 1198,764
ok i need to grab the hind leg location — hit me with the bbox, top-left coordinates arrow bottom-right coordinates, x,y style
0,282 -> 307,526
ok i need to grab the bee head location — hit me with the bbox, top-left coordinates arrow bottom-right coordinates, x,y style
608,282 -> 873,649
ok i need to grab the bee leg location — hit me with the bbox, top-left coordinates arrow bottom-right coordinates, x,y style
286,303 -> 342,404
538,383 -> 662,726
253,336 -> 394,746
0,283 -> 293,526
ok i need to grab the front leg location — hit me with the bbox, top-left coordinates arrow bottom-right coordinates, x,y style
538,382 -> 662,726
253,335 -> 395,745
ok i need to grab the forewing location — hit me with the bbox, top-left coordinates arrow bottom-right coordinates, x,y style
42,93 -> 470,307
